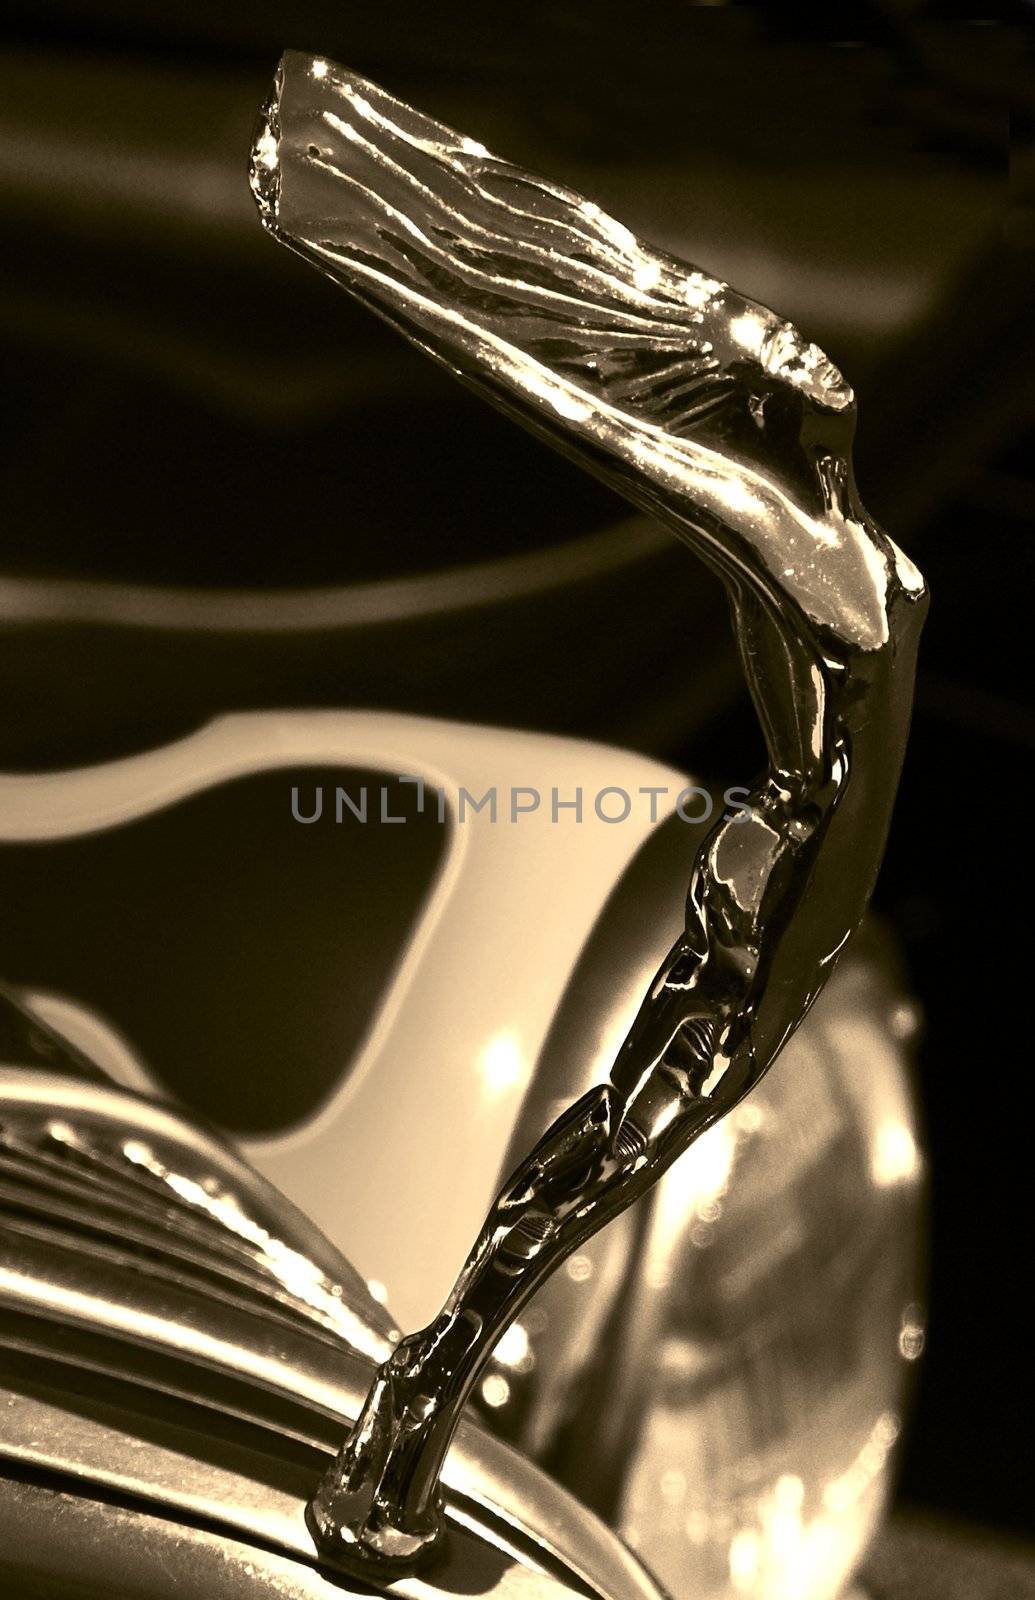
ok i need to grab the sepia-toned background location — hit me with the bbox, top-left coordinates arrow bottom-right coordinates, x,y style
1,2 -> 1031,1591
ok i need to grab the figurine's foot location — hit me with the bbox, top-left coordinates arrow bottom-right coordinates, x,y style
306,1337 -> 447,1573
306,1478 -> 442,1574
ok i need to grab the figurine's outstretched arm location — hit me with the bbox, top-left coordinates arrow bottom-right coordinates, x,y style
251,51 -> 927,1573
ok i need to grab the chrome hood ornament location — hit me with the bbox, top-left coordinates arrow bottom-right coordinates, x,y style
249,50 -> 927,1577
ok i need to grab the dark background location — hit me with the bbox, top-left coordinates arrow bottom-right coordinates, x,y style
1,0 -> 1032,1568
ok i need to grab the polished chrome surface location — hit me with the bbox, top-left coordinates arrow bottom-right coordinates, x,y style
0,1067 -> 669,1600
252,51 -> 927,1574
0,1067 -> 397,1372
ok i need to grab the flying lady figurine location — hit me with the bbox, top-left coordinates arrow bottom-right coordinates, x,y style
250,50 -> 927,1574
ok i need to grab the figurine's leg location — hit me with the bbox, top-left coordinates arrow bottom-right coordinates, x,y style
306,600 -> 854,1571
307,625 -> 860,1574
307,1078 -> 715,1568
